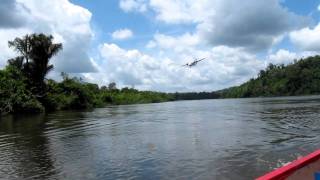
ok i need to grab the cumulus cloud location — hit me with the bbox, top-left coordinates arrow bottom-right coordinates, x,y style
111,28 -> 133,40
268,49 -> 298,65
146,33 -> 200,52
86,40 -> 319,91
120,0 -> 309,51
267,49 -> 317,65
0,0 -> 27,28
148,0 -> 209,24
83,42 -> 264,92
119,0 -> 147,13
0,0 -> 96,73
198,0 -> 308,51
290,23 -> 320,51
119,0 -> 210,24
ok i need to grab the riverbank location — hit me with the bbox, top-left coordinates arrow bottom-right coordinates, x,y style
0,67 -> 175,116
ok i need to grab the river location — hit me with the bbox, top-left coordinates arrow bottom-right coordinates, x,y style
1,96 -> 320,179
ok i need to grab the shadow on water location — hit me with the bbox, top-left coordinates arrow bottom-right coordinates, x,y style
0,114 -> 56,179
0,111 -> 90,180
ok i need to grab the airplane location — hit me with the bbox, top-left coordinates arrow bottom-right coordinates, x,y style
182,58 -> 206,67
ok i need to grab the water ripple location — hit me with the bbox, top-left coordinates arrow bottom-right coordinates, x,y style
1,96 -> 320,179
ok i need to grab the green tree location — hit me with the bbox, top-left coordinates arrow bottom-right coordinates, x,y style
0,66 -> 44,115
108,82 -> 117,90
8,33 -> 62,95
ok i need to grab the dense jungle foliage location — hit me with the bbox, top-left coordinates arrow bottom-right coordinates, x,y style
171,92 -> 220,100
219,55 -> 320,98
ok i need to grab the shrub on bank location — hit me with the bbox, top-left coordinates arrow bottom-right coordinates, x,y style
0,67 -> 44,115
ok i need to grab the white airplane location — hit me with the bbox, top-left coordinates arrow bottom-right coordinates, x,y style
182,58 -> 206,67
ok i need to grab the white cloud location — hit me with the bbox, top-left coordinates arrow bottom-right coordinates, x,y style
120,0 -> 309,51
119,0 -> 210,24
111,28 -> 133,40
119,0 -> 147,13
85,40 -> 319,92
0,0 -> 96,73
146,40 -> 156,49
147,33 -> 200,52
197,0 -> 308,51
267,49 -> 317,65
290,23 -> 320,51
83,42 -> 264,92
148,0 -> 209,24
267,49 -> 298,65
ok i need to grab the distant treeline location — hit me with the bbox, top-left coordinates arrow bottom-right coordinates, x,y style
171,92 -> 220,100
218,55 -> 320,98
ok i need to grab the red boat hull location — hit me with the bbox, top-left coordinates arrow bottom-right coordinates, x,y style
256,149 -> 320,180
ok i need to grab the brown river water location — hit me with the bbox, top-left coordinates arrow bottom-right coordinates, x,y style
1,96 -> 320,179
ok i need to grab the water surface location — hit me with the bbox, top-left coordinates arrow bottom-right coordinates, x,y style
1,96 -> 320,179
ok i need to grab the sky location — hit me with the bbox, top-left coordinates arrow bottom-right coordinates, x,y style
1,0 -> 320,92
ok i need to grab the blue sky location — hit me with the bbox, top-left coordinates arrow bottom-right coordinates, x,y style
71,0 -> 318,50
1,0 -> 320,91
71,0 -> 197,50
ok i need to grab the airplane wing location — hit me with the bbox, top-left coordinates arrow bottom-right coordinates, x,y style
197,58 -> 206,62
